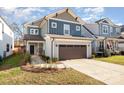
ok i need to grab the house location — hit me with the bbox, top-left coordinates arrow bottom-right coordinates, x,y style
85,18 -> 122,55
23,8 -> 93,60
117,25 -> 124,52
0,16 -> 14,58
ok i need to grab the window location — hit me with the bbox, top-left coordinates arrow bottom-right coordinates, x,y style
76,25 -> 80,31
6,44 -> 9,52
11,45 -> 12,49
110,27 -> 113,33
51,22 -> 57,28
98,41 -> 104,50
30,29 -> 34,34
116,28 -> 120,33
102,25 -> 109,34
64,24 -> 70,35
35,29 -> 39,35
30,29 -> 39,35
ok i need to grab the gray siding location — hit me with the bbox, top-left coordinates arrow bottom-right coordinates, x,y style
99,24 -> 110,37
99,24 -> 121,37
49,19 -> 82,37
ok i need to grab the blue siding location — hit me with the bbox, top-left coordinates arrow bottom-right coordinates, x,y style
49,19 -> 82,37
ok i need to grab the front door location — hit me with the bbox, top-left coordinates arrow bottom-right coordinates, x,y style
30,45 -> 34,55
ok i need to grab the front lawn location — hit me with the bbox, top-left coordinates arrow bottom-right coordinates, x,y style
0,68 -> 104,85
0,54 -> 25,70
95,55 -> 124,66
0,54 -> 104,85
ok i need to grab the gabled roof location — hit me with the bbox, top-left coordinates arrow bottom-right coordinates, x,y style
95,18 -> 119,27
82,25 -> 97,38
0,16 -> 13,31
24,8 -> 86,27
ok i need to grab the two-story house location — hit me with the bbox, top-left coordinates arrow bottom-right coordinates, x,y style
0,16 -> 14,58
23,8 -> 93,60
85,18 -> 122,54
117,25 -> 124,52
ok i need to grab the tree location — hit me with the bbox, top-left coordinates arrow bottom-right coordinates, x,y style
11,23 -> 23,41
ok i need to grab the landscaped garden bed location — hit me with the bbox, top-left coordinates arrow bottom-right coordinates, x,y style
21,65 -> 65,73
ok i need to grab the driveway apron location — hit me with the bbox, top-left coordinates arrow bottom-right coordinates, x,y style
61,59 -> 124,85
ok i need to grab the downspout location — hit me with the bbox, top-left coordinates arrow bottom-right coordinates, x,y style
51,37 -> 54,59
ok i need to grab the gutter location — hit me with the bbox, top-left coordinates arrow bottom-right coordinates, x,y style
51,37 -> 55,59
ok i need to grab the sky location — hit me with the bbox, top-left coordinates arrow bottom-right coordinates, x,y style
0,7 -> 124,26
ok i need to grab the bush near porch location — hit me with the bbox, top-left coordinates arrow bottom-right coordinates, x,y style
41,55 -> 58,63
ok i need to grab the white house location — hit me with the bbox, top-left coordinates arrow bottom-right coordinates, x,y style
0,16 -> 14,58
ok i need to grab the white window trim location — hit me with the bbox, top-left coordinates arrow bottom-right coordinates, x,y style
102,25 -> 109,34
35,29 -> 39,35
51,22 -> 57,28
64,24 -> 70,35
76,25 -> 80,31
30,28 -> 39,35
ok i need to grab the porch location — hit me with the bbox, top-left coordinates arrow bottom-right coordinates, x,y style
95,37 -> 120,55
26,41 -> 44,55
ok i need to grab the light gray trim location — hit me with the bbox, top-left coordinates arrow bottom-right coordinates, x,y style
50,18 -> 81,25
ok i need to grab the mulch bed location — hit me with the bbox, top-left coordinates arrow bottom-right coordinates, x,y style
21,65 -> 65,73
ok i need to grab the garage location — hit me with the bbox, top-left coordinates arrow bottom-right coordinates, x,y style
59,45 -> 87,60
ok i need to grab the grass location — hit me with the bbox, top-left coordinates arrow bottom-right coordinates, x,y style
0,54 -> 25,70
0,54 -> 104,85
0,68 -> 104,85
95,55 -> 124,66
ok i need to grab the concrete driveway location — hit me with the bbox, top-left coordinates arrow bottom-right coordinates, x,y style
61,59 -> 124,85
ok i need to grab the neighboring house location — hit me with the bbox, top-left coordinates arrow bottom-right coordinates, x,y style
0,16 -> 14,58
23,8 -> 93,60
85,18 -> 122,54
117,25 -> 124,52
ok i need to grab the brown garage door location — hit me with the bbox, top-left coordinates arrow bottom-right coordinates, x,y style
59,45 -> 87,60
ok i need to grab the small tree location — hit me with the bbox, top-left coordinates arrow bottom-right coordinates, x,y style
11,23 -> 23,41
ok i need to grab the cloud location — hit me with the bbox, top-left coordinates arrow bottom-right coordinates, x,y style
0,7 -> 49,24
112,19 -> 123,26
0,7 -> 65,24
84,7 -> 104,14
82,7 -> 104,23
116,23 -> 122,26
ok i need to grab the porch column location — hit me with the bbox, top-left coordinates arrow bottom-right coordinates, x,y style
38,43 -> 40,55
26,41 -> 29,52
103,39 -> 106,50
113,40 -> 115,50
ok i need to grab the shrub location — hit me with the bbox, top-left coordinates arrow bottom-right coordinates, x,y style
41,55 -> 50,63
51,58 -> 58,63
24,53 -> 31,63
120,51 -> 124,55
114,50 -> 120,55
0,55 -> 3,65
92,53 -> 96,58
104,49 -> 111,57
